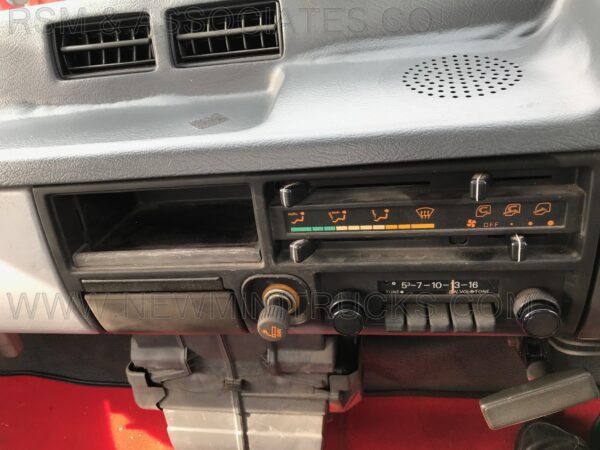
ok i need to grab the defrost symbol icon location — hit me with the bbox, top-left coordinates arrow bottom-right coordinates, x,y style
416,207 -> 435,220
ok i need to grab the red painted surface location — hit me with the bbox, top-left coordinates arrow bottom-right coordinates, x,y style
0,377 -> 172,450
0,376 -> 597,450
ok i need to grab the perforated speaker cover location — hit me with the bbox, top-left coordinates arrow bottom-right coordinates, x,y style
403,55 -> 523,98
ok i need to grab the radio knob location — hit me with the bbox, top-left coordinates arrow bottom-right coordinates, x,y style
329,291 -> 365,336
513,288 -> 561,338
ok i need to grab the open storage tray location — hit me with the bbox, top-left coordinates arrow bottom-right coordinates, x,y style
49,184 -> 260,268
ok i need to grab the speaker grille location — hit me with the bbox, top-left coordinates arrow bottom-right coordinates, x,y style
403,55 -> 523,98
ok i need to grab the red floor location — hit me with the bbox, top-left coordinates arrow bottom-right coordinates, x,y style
0,376 -> 597,450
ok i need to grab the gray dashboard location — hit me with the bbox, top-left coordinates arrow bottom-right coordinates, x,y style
0,0 -> 599,187
1,0 -> 600,336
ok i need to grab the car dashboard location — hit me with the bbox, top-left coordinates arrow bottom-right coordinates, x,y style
1,1 -> 600,449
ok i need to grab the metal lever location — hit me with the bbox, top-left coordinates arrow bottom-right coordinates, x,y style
480,368 -> 599,430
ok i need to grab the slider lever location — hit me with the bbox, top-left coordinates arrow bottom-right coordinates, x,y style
290,239 -> 315,263
280,182 -> 308,207
480,367 -> 599,430
509,234 -> 527,262
470,173 -> 491,201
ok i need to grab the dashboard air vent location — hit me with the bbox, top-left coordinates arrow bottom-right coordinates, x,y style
167,2 -> 282,67
50,13 -> 155,79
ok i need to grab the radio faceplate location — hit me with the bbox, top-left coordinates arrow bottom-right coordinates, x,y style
316,270 -> 568,335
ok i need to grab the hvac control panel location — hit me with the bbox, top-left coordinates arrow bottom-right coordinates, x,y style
283,201 -> 566,234
272,182 -> 581,241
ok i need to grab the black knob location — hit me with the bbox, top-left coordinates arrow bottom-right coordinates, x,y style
256,284 -> 299,342
257,303 -> 290,342
329,291 -> 365,336
513,288 -> 561,338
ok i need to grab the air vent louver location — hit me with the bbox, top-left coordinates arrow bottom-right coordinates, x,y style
168,2 -> 282,67
50,13 -> 155,79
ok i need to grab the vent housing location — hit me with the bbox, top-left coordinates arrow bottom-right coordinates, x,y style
167,1 -> 282,67
49,13 -> 155,79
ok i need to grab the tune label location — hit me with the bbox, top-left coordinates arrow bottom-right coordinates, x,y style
378,279 -> 499,295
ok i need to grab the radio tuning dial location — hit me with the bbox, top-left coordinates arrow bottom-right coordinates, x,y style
329,291 -> 365,336
513,288 -> 561,338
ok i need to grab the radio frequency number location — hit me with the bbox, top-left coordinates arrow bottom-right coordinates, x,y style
378,279 -> 499,295
397,281 -> 478,289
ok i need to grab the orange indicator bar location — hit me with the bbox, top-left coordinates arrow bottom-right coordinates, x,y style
397,224 -> 411,229
385,225 -> 398,230
411,223 -> 436,229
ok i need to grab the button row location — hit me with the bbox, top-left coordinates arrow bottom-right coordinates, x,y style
384,302 -> 496,333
